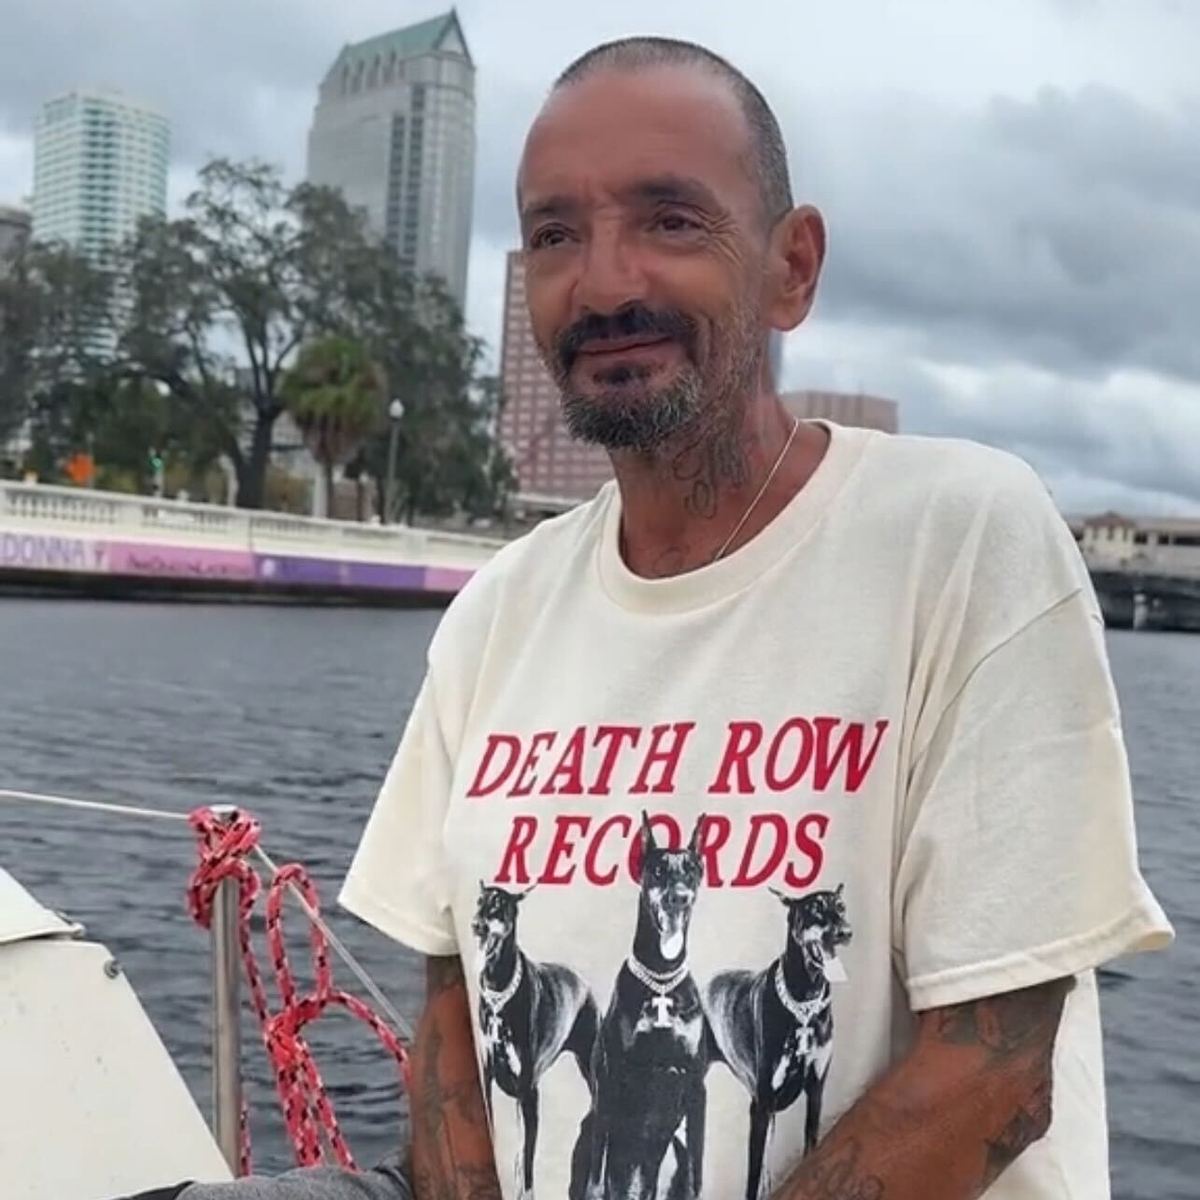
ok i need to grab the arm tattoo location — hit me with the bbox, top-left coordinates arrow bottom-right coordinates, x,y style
934,978 -> 1071,1190
933,977 -> 1073,1062
772,980 -> 1070,1200
784,1137 -> 886,1200
427,955 -> 466,995
982,1077 -> 1052,1188
411,957 -> 500,1200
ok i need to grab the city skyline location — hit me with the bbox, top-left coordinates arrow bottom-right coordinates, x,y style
0,0 -> 1197,517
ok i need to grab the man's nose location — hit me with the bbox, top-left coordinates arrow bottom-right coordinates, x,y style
573,223 -> 647,315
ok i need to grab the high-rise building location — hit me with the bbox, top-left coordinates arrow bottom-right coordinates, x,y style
307,11 -> 475,309
781,390 -> 899,433
31,90 -> 169,262
0,206 -> 31,263
498,250 -> 613,503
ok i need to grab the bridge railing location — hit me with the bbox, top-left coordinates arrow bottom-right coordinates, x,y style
0,481 -> 502,570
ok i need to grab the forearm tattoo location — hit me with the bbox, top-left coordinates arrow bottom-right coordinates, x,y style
411,957 -> 501,1200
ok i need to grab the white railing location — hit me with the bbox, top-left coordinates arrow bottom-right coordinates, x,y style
0,480 -> 503,572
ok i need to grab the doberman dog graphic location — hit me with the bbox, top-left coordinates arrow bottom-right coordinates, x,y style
583,814 -> 708,1200
704,884 -> 852,1200
473,882 -> 599,1200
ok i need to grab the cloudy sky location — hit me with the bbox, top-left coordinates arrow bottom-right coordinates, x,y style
3,0 -> 1198,514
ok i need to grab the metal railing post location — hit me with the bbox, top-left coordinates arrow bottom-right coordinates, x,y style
209,805 -> 243,1173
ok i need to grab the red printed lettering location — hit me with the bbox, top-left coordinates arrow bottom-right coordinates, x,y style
813,718 -> 890,792
540,815 -> 592,884
583,814 -> 633,886
695,813 -> 732,887
589,725 -> 641,795
542,727 -> 587,795
730,813 -> 789,887
510,731 -> 557,797
495,815 -> 538,884
466,734 -> 522,798
765,718 -> 815,791
709,721 -> 764,794
784,812 -> 829,888
630,722 -> 696,795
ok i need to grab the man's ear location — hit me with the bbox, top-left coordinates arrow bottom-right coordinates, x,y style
763,204 -> 826,335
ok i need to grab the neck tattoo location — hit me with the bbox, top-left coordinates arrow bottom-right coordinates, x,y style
712,416 -> 800,562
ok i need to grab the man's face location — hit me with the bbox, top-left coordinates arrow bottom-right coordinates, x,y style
518,66 -> 773,453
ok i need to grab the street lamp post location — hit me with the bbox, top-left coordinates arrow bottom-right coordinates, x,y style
384,397 -> 404,524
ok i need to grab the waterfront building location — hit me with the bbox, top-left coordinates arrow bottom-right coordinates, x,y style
1079,512 -> 1200,578
306,10 -> 475,309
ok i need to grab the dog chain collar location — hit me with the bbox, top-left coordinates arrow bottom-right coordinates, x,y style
773,962 -> 827,1025
627,954 -> 688,995
480,955 -> 523,1013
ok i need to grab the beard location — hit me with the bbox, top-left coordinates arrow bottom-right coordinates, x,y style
561,363 -> 703,451
543,300 -> 763,455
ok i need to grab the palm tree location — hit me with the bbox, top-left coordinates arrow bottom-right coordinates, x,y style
280,334 -> 386,518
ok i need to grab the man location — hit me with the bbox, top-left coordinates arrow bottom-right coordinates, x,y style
130,35 -> 1170,1200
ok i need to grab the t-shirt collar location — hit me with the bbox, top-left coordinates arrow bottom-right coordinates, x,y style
596,420 -> 868,615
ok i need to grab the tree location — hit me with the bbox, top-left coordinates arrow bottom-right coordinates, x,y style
280,334 -> 386,516
118,159 -> 379,508
1,240 -> 117,476
333,263 -> 511,524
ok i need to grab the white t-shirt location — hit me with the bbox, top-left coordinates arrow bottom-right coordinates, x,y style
340,422 -> 1172,1200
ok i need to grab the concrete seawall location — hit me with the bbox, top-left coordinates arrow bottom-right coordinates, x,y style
0,483 -> 500,606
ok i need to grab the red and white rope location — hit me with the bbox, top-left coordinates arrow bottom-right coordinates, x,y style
186,807 -> 409,1175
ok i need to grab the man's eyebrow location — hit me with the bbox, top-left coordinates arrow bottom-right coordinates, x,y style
620,174 -> 725,213
519,194 -> 577,224
519,175 -> 727,224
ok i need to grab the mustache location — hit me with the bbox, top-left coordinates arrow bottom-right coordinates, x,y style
554,304 -> 699,372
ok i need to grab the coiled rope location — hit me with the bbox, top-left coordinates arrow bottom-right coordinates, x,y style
1,788 -> 412,1175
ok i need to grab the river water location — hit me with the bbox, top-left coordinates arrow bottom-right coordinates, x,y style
0,601 -> 1194,1198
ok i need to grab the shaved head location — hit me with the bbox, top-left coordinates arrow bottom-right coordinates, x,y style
554,36 -> 794,226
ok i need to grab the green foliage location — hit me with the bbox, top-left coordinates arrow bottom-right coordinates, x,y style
0,241 -> 115,467
280,333 -> 387,511
4,155 -> 512,519
281,334 -> 386,467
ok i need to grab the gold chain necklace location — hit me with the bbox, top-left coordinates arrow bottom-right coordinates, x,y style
713,416 -> 800,562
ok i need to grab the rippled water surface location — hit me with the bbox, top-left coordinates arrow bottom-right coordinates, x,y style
0,601 -> 1194,1197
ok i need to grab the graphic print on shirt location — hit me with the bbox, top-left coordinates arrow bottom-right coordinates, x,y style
471,882 -> 599,1200
582,814 -> 709,1200
466,715 -> 880,1200
704,884 -> 853,1200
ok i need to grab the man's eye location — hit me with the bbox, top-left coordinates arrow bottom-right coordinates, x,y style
530,227 -> 568,249
653,212 -> 700,234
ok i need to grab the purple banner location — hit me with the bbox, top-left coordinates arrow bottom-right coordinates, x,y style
254,554 -> 427,591
0,525 -> 477,597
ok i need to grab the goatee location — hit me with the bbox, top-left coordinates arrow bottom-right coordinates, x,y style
561,365 -> 704,452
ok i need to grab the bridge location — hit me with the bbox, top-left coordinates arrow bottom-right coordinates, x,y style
1089,568 -> 1200,633
0,481 -> 501,604
3,480 -> 1199,628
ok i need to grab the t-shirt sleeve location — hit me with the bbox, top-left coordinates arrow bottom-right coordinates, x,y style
339,674 -> 459,957
894,478 -> 1173,1012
